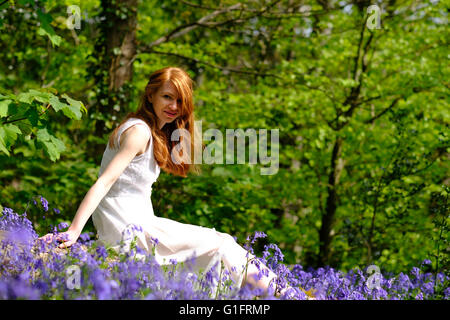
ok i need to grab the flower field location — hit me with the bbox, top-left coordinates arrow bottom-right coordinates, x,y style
0,203 -> 448,300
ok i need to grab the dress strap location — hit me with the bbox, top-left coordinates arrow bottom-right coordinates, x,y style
116,118 -> 152,150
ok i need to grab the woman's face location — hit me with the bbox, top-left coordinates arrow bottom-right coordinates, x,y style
149,81 -> 181,129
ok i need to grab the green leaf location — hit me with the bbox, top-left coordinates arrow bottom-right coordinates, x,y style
0,123 -> 22,155
0,99 -> 12,117
40,139 -> 59,161
36,128 -> 51,141
28,89 -> 52,104
50,135 -> 66,153
35,128 -> 66,161
38,27 -> 62,47
0,127 -> 9,155
337,78 -> 359,88
2,123 -> 21,144
15,119 -> 33,136
5,123 -> 21,136
24,108 -> 40,127
17,89 -> 52,105
61,94 -> 86,120
37,10 -> 62,47
49,95 -> 69,113
17,92 -> 35,104
0,138 -> 9,156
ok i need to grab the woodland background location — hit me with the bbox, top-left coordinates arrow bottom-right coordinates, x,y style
0,0 -> 448,275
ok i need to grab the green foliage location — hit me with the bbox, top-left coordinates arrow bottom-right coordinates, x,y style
429,185 -> 449,278
0,89 -> 87,160
0,0 -> 448,276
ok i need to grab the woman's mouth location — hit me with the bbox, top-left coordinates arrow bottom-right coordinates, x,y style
164,111 -> 177,118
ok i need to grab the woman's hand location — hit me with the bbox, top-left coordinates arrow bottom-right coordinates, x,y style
38,228 -> 81,249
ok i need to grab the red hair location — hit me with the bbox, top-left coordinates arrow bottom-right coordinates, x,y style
108,66 -> 203,177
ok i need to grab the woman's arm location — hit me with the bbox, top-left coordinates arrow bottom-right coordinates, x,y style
39,124 -> 151,248
65,177 -> 112,237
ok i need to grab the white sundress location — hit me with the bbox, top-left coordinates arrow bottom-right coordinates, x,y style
91,117 -> 251,288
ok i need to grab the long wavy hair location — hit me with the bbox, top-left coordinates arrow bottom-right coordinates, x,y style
107,66 -> 203,177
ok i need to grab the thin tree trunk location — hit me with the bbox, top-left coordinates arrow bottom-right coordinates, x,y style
318,136 -> 344,266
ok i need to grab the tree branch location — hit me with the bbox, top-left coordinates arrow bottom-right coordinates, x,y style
364,97 -> 401,124
2,103 -> 51,125
328,14 -> 375,131
148,48 -> 282,79
179,0 -> 235,11
140,3 -> 244,51
139,1 -> 286,53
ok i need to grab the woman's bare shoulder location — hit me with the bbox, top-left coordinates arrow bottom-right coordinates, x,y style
98,124 -> 151,187
119,123 -> 151,150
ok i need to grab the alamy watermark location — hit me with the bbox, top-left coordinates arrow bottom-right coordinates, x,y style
66,5 -> 81,30
66,265 -> 81,290
366,264 -> 382,290
170,121 -> 279,175
68,4 -> 382,31
367,5 -> 382,30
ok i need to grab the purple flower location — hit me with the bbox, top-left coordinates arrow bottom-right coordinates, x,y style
90,269 -> 113,300
1,201 -> 448,301
40,196 -> 49,212
421,259 -> 432,266
444,287 -> 450,299
79,232 -> 93,242
250,231 -> 267,244
421,282 -> 434,296
96,246 -> 108,260
0,277 -> 41,300
57,222 -> 69,231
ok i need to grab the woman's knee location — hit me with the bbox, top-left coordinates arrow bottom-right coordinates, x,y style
218,232 -> 236,244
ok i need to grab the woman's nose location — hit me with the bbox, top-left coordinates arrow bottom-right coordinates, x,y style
168,101 -> 178,110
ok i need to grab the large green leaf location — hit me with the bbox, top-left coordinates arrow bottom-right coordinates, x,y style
61,94 -> 87,120
49,95 -> 70,113
16,89 -> 52,105
0,99 -> 12,117
36,10 -> 62,47
0,123 -> 22,155
35,128 -> 66,161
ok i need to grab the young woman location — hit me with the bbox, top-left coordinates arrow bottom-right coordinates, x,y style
40,66 -> 290,296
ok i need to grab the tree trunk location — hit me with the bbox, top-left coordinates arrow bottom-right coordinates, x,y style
318,136 -> 344,266
89,0 -> 137,158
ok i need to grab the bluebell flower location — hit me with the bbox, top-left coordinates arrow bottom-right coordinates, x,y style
444,287 -> 450,299
79,232 -> 93,242
1,202 -> 447,301
57,222 -> 69,231
40,196 -> 49,212
421,259 -> 432,266
250,231 -> 267,244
